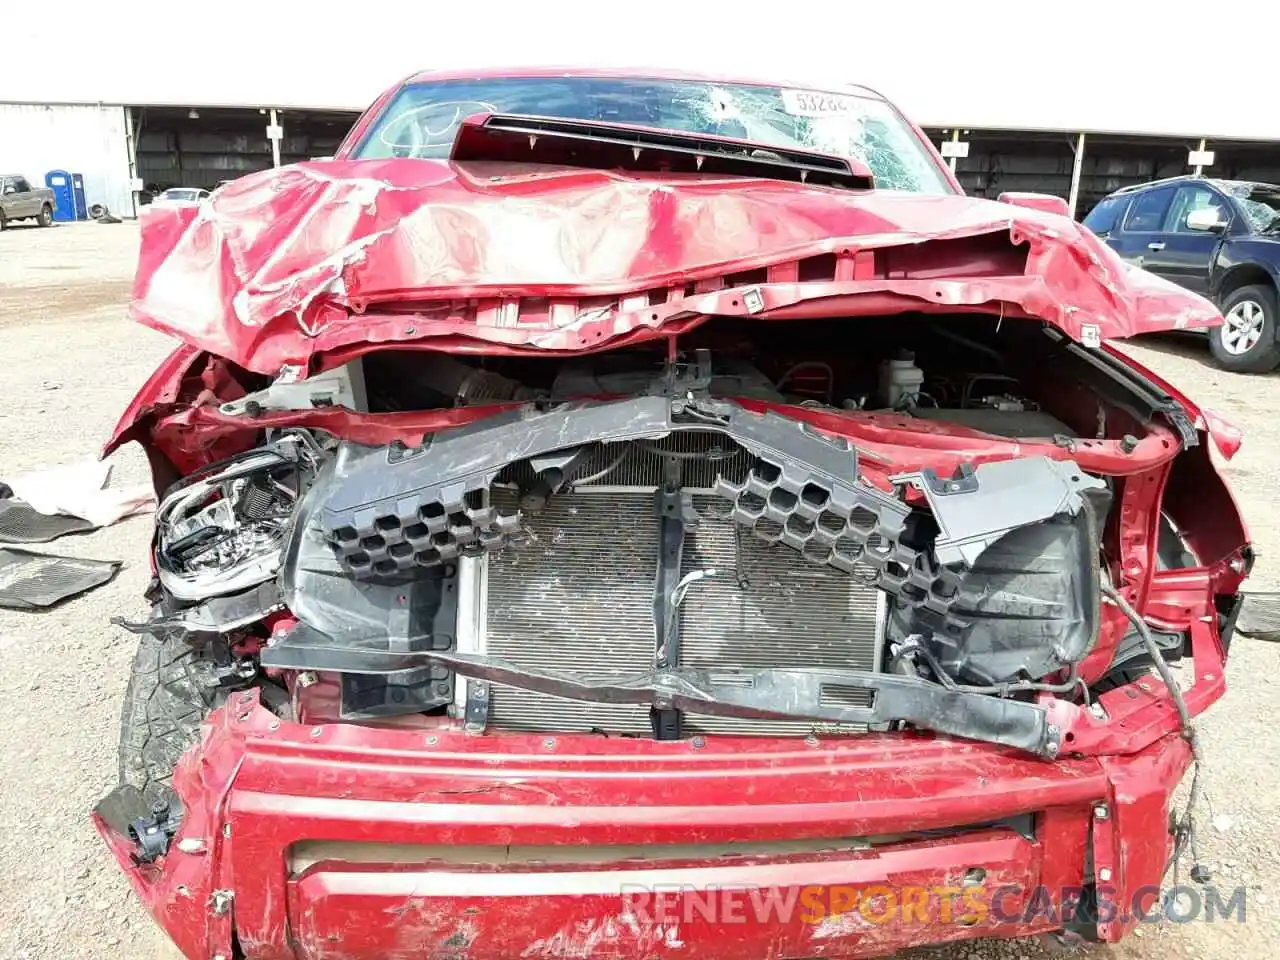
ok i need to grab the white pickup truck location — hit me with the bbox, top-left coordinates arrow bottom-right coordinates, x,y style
0,174 -> 55,228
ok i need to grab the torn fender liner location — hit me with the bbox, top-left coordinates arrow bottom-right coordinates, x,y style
112,582 -> 283,641
0,498 -> 96,544
129,158 -> 1223,373
0,547 -> 121,609
261,627 -> 1061,757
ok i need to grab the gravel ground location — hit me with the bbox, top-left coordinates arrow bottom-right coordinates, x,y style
0,220 -> 1276,960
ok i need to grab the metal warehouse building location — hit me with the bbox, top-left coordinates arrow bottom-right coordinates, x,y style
4,1 -> 1279,221
0,103 -> 358,219
1,104 -> 135,218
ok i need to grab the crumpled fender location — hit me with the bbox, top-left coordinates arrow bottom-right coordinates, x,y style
1102,343 -> 1244,460
128,159 -> 1222,375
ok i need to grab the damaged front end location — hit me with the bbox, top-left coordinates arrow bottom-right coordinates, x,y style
96,327 -> 1248,959
95,83 -> 1250,960
266,383 -> 1104,756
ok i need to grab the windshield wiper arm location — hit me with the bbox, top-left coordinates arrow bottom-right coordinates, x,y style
450,113 -> 875,190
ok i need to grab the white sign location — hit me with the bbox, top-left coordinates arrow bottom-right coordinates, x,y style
1188,149 -> 1215,167
130,177 -> 145,191
780,89 -> 863,117
266,124 -> 284,140
940,140 -> 970,159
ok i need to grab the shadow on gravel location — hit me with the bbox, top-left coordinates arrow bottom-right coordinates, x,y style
1119,330 -> 1280,378
1121,331 -> 1216,364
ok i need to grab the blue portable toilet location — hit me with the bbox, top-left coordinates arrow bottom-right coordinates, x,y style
44,171 -> 75,222
71,174 -> 88,220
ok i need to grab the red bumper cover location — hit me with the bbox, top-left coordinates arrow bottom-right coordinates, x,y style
96,683 -> 1198,960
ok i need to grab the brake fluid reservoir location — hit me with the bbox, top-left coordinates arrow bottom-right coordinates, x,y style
879,351 -> 925,409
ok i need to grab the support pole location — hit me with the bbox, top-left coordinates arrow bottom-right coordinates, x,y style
268,109 -> 283,168
1192,137 -> 1207,177
949,129 -> 960,173
1067,132 -> 1086,219
123,106 -> 139,218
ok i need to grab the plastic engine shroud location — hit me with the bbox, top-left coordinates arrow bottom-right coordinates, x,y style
318,398 -> 989,636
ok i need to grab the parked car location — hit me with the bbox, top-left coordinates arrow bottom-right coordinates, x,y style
0,174 -> 55,228
95,68 -> 1251,960
151,186 -> 210,206
1084,176 -> 1280,372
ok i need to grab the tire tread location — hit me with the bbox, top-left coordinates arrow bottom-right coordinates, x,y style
116,632 -> 225,806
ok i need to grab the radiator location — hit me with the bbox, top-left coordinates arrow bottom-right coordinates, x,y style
462,438 -> 886,737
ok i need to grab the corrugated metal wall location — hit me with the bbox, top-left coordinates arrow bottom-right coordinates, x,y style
0,103 -> 133,217
134,109 -> 357,191
136,121 -> 273,189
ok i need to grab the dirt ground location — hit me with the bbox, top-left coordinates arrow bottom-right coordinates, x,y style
0,221 -> 1276,960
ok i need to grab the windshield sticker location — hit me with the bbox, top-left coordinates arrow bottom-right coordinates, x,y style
781,90 -> 865,117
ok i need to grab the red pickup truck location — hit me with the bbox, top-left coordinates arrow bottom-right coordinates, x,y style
95,67 -> 1251,960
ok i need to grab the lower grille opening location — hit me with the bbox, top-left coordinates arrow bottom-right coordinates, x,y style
290,816 -> 1036,873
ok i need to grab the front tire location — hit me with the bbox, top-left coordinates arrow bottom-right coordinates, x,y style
36,204 -> 53,227
117,625 -> 286,805
117,631 -> 226,806
1209,284 -> 1280,373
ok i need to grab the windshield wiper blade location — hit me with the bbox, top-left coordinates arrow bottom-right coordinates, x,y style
263,624 -> 1059,756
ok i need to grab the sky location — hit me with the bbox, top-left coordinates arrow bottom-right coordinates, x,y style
4,1 -> 1278,140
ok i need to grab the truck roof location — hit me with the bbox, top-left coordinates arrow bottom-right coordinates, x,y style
400,65 -> 886,102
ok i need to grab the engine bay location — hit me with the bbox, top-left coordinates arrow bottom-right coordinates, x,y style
357,315 -> 1082,441
129,313 -> 1182,749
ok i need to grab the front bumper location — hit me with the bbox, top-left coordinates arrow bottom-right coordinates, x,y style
96,683 -> 1197,960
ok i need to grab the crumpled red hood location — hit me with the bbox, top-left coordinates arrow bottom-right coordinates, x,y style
130,159 -> 1221,374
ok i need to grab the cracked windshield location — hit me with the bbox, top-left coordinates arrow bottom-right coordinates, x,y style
353,75 -> 954,194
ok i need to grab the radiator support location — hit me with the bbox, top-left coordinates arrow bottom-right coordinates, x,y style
456,482 -> 887,738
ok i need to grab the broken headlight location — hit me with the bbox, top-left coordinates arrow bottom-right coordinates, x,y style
156,431 -> 326,601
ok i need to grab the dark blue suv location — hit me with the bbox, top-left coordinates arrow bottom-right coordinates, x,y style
1084,176 -> 1280,373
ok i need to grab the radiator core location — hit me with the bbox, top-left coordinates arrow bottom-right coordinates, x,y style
473,481 -> 886,737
